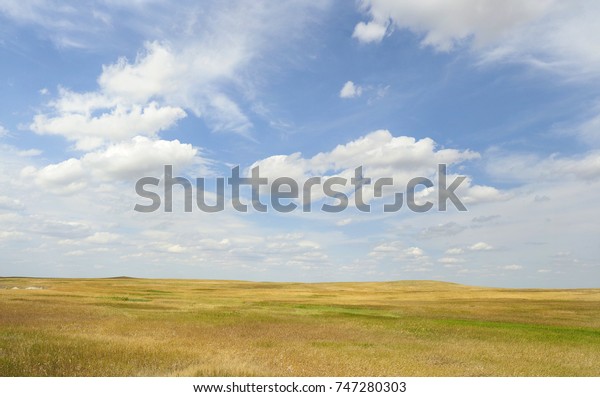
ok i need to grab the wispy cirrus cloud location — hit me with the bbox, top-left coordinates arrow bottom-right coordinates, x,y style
353,0 -> 600,79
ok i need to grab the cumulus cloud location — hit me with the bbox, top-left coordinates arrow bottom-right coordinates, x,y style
469,242 -> 493,251
23,137 -> 198,193
31,98 -> 186,151
253,129 -> 479,179
339,81 -> 363,99
165,244 -> 186,254
404,246 -> 425,257
438,257 -> 464,264
249,129 -> 502,207
0,1 -> 347,281
85,232 -> 120,244
23,158 -> 87,194
5,1 -> 598,285
82,137 -> 198,180
371,241 -> 403,253
0,231 -> 25,240
368,241 -> 432,272
352,21 -> 387,43
502,264 -> 523,270
0,124 -> 8,137
457,181 -> 512,204
29,39 -> 253,147
94,41 -> 255,136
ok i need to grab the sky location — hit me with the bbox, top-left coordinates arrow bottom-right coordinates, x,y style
0,0 -> 599,287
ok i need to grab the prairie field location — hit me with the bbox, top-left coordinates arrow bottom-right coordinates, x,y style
0,277 -> 599,376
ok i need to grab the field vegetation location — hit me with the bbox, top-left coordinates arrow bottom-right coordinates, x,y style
1,278 -> 599,376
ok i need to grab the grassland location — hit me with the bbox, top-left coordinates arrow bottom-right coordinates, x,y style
1,277 -> 599,376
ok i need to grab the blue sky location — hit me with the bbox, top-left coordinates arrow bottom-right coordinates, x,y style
1,0 -> 599,287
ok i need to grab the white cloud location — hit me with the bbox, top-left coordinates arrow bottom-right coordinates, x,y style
472,215 -> 500,223
576,110 -> 600,146
458,182 -> 512,204
0,231 -> 25,240
166,244 -> 186,254
253,129 -> 479,179
0,196 -> 24,211
28,219 -> 91,239
312,130 -> 479,171
502,264 -> 523,270
249,130 -> 499,207
0,1 -> 331,51
25,2 -> 333,142
0,125 -> 8,137
438,257 -> 464,264
404,246 -> 425,257
420,222 -> 467,239
0,0 -> 104,49
1,125 -> 599,284
31,99 -> 186,151
3,2 -> 600,286
95,40 -> 253,136
486,150 -> 600,183
336,218 -> 352,226
82,136 -> 198,180
354,0 -> 600,78
354,0 -> 552,51
367,241 -> 432,273
85,232 -> 120,244
17,149 -> 43,157
370,242 -> 427,260
28,29 -> 263,148
23,158 -> 87,194
469,242 -> 493,251
478,2 -> 600,79
372,241 -> 404,253
24,136 -> 199,193
352,21 -> 387,43
339,81 -> 363,99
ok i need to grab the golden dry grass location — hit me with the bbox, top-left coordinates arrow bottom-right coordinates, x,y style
1,278 -> 599,376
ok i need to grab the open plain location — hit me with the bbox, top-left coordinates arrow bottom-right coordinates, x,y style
1,278 -> 599,376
